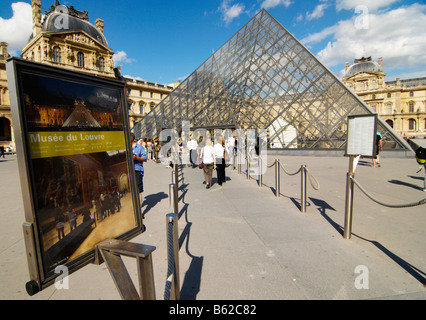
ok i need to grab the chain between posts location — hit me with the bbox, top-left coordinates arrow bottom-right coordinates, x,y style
350,176 -> 426,208
252,158 -> 320,212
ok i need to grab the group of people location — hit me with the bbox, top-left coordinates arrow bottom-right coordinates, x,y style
54,190 -> 122,241
189,135 -> 237,189
131,132 -> 238,200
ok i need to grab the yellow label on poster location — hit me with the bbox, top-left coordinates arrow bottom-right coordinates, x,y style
29,131 -> 126,159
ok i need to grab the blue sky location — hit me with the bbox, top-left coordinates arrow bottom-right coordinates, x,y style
1,0 -> 426,85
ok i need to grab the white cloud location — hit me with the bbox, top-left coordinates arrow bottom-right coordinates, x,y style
261,0 -> 293,9
303,4 -> 426,73
219,1 -> 245,24
336,0 -> 400,12
123,75 -> 145,81
306,3 -> 329,21
113,51 -> 135,65
0,2 -> 32,56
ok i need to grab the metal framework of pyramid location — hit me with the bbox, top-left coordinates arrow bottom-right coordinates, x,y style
134,9 -> 409,151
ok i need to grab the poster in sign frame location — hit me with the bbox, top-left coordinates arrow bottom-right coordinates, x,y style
345,114 -> 378,158
7,58 -> 144,294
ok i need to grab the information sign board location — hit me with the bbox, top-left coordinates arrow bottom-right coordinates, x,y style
7,58 -> 144,292
346,114 -> 378,157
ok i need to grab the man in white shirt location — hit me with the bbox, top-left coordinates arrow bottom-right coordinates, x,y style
187,137 -> 198,168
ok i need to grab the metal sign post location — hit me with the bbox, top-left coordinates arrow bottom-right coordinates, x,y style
96,239 -> 156,300
343,155 -> 360,239
344,114 -> 377,239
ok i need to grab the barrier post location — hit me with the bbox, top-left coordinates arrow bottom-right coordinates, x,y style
258,157 -> 263,187
301,165 -> 307,213
344,155 -> 358,239
246,155 -> 250,180
238,152 -> 242,174
275,159 -> 280,197
165,213 -> 180,300
169,184 -> 178,215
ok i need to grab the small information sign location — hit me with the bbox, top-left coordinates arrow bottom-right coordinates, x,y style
346,114 -> 378,158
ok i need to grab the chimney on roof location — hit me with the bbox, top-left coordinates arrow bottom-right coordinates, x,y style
31,0 -> 42,37
95,18 -> 104,34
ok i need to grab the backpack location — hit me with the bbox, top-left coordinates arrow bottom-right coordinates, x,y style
416,146 -> 426,165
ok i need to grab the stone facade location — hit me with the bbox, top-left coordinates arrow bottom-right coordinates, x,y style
343,57 -> 426,138
0,43 -> 13,151
0,0 -> 177,150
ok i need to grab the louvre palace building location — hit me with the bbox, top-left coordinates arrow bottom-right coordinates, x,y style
0,1 -> 424,152
343,57 -> 426,139
0,0 -> 179,151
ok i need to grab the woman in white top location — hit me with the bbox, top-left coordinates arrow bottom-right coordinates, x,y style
200,139 -> 215,189
214,136 -> 226,186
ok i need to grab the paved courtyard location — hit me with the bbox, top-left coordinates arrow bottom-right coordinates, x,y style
0,151 -> 425,300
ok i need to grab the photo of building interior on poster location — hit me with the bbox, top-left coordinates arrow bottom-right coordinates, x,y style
21,71 -> 138,273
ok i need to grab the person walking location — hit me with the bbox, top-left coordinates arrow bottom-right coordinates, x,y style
200,139 -> 215,189
187,136 -> 198,168
131,132 -> 147,207
372,132 -> 383,167
214,136 -> 226,186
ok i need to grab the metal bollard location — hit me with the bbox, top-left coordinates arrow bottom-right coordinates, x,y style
169,184 -> 178,215
246,156 -> 250,180
301,165 -> 307,213
238,152 -> 242,174
258,157 -> 263,187
165,213 -> 180,300
343,172 -> 355,239
275,159 -> 280,197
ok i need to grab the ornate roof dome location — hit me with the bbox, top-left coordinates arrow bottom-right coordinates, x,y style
345,57 -> 381,77
41,1 -> 108,46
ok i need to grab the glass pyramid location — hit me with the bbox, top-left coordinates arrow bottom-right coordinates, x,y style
134,9 -> 409,151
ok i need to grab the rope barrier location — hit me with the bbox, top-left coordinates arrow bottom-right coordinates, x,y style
305,167 -> 320,191
266,159 -> 276,168
351,176 -> 426,208
279,162 -> 301,176
163,220 -> 174,300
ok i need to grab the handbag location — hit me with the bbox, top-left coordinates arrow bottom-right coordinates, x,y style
199,161 -> 204,169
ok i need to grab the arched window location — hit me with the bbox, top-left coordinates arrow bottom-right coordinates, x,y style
52,46 -> 61,63
408,118 -> 416,130
385,119 -> 394,128
0,117 -> 12,142
77,52 -> 85,68
98,57 -> 105,71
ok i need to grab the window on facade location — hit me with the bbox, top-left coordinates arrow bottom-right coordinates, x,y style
98,57 -> 105,71
386,119 -> 394,128
140,103 -> 144,114
409,91 -> 414,97
371,81 -> 377,89
387,93 -> 391,98
408,119 -> 416,130
372,94 -> 376,100
77,52 -> 85,68
150,92 -> 154,98
52,46 -> 61,63
359,82 -> 365,91
409,102 -> 414,113
386,104 -> 392,114
371,105 -> 377,112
